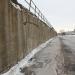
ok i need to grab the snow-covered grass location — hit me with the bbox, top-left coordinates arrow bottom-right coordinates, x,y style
1,38 -> 54,75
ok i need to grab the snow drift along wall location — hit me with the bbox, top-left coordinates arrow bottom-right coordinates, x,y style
0,0 -> 57,73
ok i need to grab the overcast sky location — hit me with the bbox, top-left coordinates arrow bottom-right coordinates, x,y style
18,0 -> 75,32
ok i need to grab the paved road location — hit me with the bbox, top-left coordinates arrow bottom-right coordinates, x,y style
20,37 -> 64,75
20,35 -> 75,75
60,35 -> 75,75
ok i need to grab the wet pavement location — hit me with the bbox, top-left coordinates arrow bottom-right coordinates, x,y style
60,35 -> 75,75
20,37 -> 63,75
20,35 -> 75,75
3,35 -> 75,75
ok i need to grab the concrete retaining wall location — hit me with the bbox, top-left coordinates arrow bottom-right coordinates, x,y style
0,0 -> 57,73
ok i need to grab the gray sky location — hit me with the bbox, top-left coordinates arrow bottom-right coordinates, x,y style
18,0 -> 75,32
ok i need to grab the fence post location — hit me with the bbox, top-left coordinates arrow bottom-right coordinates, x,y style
35,5 -> 36,15
29,0 -> 32,11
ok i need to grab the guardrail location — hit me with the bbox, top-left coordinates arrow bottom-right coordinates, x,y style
23,0 -> 52,28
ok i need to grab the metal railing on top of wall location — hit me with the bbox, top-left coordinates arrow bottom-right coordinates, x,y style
23,0 -> 52,28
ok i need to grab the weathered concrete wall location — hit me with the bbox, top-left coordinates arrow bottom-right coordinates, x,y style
0,0 -> 57,73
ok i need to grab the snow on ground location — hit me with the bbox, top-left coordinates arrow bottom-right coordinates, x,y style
10,0 -> 21,11
31,37 -> 62,75
1,38 -> 54,75
2,35 -> 75,75
3,36 -> 63,75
